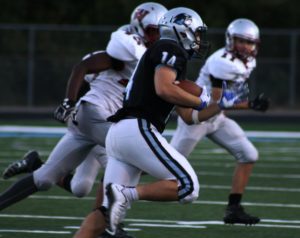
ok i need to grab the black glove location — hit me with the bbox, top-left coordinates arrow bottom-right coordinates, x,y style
54,98 -> 76,123
248,93 -> 270,112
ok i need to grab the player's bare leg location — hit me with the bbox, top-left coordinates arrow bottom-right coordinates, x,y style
224,162 -> 260,225
94,181 -> 104,209
74,181 -> 134,238
73,209 -> 106,238
136,180 -> 178,201
105,180 -> 180,235
231,163 -> 254,194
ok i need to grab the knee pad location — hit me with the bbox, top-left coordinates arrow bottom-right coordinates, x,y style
33,176 -> 55,191
33,166 -> 64,191
71,179 -> 93,197
237,147 -> 259,163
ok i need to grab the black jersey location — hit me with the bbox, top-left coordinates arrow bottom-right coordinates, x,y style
108,39 -> 189,133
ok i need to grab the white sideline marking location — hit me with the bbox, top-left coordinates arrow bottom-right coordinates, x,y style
1,126 -> 300,139
0,229 -> 70,234
0,126 -> 67,134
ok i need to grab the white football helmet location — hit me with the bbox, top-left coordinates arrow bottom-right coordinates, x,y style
225,18 -> 260,60
158,7 -> 209,58
130,2 -> 167,45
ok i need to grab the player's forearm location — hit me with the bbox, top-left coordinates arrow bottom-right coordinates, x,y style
161,88 -> 201,108
176,103 -> 221,125
230,101 -> 250,109
65,52 -> 113,101
65,64 -> 86,101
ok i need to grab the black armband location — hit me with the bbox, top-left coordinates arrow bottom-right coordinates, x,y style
111,57 -> 125,71
93,205 -> 108,217
210,74 -> 223,88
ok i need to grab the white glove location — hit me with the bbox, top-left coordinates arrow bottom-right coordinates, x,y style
194,86 -> 211,110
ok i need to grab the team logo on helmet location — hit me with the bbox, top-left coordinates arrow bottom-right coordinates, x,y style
133,9 -> 150,23
173,13 -> 192,26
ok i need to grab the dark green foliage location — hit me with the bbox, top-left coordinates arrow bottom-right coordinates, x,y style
0,0 -> 299,27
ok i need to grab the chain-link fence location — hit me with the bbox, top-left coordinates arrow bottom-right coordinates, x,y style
0,24 -> 299,110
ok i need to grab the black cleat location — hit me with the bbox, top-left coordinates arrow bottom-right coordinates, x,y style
99,223 -> 135,238
223,205 -> 260,225
2,151 -> 43,179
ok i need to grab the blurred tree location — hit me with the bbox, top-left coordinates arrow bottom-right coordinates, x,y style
0,0 -> 299,28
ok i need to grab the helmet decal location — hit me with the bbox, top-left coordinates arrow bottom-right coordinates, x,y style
159,7 -> 209,59
133,9 -> 150,24
173,13 -> 193,27
130,2 -> 168,44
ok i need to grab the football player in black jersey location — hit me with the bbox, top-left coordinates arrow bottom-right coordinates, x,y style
73,7 -> 245,238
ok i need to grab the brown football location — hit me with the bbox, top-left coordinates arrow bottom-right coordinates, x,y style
174,79 -> 203,97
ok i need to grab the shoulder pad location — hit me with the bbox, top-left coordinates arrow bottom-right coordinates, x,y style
207,49 -> 243,81
106,26 -> 146,61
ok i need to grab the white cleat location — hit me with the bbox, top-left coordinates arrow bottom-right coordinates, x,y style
105,183 -> 129,235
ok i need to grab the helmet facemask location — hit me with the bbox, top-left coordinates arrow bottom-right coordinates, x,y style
191,27 -> 210,59
225,18 -> 260,61
227,35 -> 259,61
174,25 -> 210,59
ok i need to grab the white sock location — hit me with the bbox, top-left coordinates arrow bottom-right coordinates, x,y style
123,187 -> 139,202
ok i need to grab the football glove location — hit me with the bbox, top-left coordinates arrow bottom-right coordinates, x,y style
218,81 -> 244,109
194,86 -> 211,110
248,93 -> 270,112
54,98 -> 76,123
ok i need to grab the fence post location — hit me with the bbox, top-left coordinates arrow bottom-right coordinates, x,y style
27,26 -> 35,107
289,32 -> 297,107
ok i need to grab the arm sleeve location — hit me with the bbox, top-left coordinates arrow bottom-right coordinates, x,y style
106,30 -> 146,62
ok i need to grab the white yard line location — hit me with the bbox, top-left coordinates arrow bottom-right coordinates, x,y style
5,195 -> 298,208
1,214 -> 300,230
193,200 -> 300,208
0,213 -> 83,220
197,171 -> 300,179
200,184 -> 300,192
195,162 -> 300,169
0,229 -> 70,234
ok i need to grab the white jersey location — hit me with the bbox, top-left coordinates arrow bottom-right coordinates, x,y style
80,25 -> 146,115
171,47 -> 258,162
196,47 -> 256,92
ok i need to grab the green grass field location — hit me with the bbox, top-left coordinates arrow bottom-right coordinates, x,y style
0,123 -> 300,238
